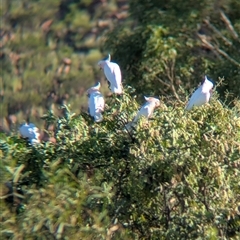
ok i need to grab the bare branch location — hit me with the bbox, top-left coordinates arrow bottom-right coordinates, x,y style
163,60 -> 182,102
198,34 -> 240,67
197,33 -> 220,57
156,76 -> 171,88
215,48 -> 240,67
144,63 -> 184,102
203,19 -> 232,46
197,34 -> 216,50
143,66 -> 171,88
220,10 -> 239,39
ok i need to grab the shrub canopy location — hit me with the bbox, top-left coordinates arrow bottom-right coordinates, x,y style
1,90 -> 240,239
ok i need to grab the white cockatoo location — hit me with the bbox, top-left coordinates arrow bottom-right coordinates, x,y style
98,54 -> 123,94
126,96 -> 160,131
87,82 -> 105,122
185,76 -> 214,111
19,123 -> 41,145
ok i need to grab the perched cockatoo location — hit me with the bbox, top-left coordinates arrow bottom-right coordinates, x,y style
185,76 -> 214,111
98,54 -> 123,94
126,96 -> 160,131
87,82 -> 105,122
19,123 -> 41,145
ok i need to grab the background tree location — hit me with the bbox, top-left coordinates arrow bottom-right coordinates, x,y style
105,0 -> 240,103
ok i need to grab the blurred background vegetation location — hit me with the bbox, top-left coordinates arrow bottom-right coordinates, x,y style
1,0 -> 130,132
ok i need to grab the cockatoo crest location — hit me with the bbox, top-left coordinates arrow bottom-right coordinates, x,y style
103,54 -> 111,61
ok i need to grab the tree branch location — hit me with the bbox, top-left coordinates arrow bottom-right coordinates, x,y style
219,10 -> 239,40
197,34 -> 240,67
216,48 -> 240,66
203,19 -> 232,46
163,60 -> 182,102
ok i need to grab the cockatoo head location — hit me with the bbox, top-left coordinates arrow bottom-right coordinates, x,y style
87,82 -> 101,96
201,76 -> 214,93
98,54 -> 111,69
144,96 -> 160,107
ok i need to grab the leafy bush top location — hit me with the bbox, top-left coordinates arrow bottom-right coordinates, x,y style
1,89 -> 240,239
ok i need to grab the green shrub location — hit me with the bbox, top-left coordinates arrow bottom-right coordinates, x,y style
1,89 -> 240,239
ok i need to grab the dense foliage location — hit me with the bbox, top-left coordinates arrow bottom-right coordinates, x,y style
1,89 -> 240,239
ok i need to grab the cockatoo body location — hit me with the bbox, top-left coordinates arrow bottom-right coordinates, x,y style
98,54 -> 123,94
87,82 -> 105,122
126,96 -> 160,131
185,76 -> 214,111
19,123 -> 41,145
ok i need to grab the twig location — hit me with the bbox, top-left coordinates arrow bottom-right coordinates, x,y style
197,34 -> 240,67
215,48 -> 240,67
197,33 -> 216,50
203,19 -> 232,46
144,65 -> 182,101
156,76 -> 171,88
164,60 -> 182,102
197,33 -> 222,59
220,10 -> 239,39
144,66 -> 171,88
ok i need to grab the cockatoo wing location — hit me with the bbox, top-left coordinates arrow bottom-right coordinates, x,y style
126,98 -> 158,131
133,102 -> 154,122
88,92 -> 105,122
19,124 -> 34,139
96,93 -> 105,111
185,87 -> 208,110
88,94 -> 96,117
186,76 -> 214,110
19,123 -> 40,144
202,76 -> 214,93
104,63 -> 122,94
